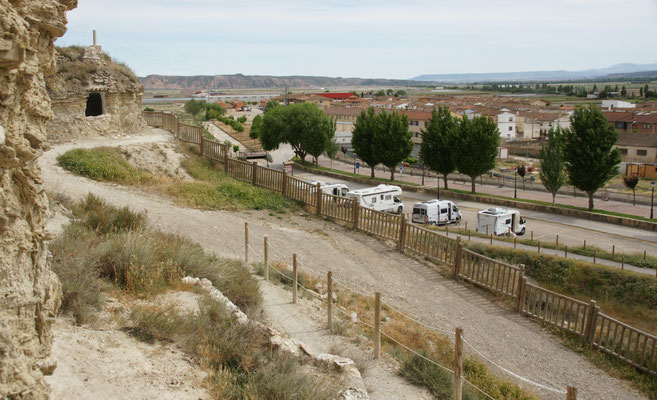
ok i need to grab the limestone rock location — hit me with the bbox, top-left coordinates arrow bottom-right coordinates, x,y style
0,1 -> 75,399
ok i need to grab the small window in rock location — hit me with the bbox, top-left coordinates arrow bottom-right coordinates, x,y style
85,92 -> 104,117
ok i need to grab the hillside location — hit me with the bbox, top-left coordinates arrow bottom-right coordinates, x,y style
139,73 -> 428,90
412,62 -> 657,83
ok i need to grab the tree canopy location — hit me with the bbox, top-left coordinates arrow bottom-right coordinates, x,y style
420,106 -> 458,197
538,127 -> 567,205
257,103 -> 334,163
184,99 -> 205,116
351,107 -> 381,178
249,114 -> 262,139
563,105 -> 621,210
372,110 -> 413,181
454,115 -> 500,194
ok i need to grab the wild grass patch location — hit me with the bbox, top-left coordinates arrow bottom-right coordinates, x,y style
57,147 -> 151,184
50,194 -> 261,323
129,298 -> 338,400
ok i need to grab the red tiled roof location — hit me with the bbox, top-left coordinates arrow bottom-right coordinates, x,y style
314,92 -> 357,99
603,111 -> 634,122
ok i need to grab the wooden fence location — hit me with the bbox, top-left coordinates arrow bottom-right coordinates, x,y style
144,110 -> 657,377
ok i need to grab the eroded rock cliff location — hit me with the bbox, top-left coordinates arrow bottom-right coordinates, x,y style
0,0 -> 76,398
46,45 -> 146,142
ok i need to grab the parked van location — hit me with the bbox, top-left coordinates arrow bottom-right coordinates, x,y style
477,208 -> 526,236
412,200 -> 461,226
305,180 -> 350,197
346,185 -> 404,214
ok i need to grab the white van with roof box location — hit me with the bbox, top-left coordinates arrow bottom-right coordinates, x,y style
305,180 -> 350,197
477,208 -> 526,236
412,200 -> 461,225
346,184 -> 404,214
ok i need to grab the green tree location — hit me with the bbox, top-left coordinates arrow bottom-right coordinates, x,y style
420,106 -> 458,198
265,99 -> 280,113
352,107 -> 380,178
563,105 -> 621,210
621,85 -> 627,97
623,175 -> 639,206
249,114 -> 262,139
454,115 -> 500,194
184,99 -> 205,116
258,103 -> 333,163
644,84 -> 650,98
204,103 -> 225,120
373,110 -> 413,181
374,90 -> 385,97
538,128 -> 567,205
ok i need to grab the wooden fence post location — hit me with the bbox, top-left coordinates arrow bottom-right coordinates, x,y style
454,327 -> 463,400
244,222 -> 249,263
327,271 -> 333,330
538,241 -> 541,253
565,246 -> 568,258
515,264 -> 525,313
281,170 -> 288,197
453,237 -> 462,280
621,255 -> 624,270
292,254 -> 298,304
583,240 -> 586,250
397,214 -> 406,252
223,144 -> 229,172
556,234 -> 559,246
352,201 -> 360,230
531,230 -> 533,241
566,386 -> 577,400
264,235 -> 269,281
374,292 -> 381,359
316,183 -> 322,215
612,244 -> 615,256
584,300 -> 598,343
252,161 -> 258,186
593,251 -> 596,264
200,136 -> 205,155
514,237 -> 517,249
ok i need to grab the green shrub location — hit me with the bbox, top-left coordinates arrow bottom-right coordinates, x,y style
400,351 -> 478,399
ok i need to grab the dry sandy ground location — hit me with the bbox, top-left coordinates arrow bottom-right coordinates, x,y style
40,129 -> 645,400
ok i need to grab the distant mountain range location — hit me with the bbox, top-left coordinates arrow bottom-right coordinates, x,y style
139,74 -> 426,90
411,63 -> 657,83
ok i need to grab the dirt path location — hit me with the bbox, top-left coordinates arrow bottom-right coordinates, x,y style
40,129 -> 644,400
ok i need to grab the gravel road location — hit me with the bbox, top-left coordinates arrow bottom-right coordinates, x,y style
40,129 -> 645,400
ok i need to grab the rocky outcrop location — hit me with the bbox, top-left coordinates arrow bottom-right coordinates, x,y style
0,0 -> 76,398
45,45 -> 146,142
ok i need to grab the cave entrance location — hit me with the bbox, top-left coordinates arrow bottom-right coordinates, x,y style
85,92 -> 104,117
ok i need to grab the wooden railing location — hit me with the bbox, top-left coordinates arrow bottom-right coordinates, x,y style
144,110 -> 657,376
522,283 -> 590,337
357,207 -> 401,242
403,223 -> 458,266
179,123 -> 202,144
458,249 -> 522,299
255,166 -> 283,192
202,139 -> 225,162
320,193 -> 355,223
285,175 -> 318,206
593,312 -> 657,375
227,158 -> 253,183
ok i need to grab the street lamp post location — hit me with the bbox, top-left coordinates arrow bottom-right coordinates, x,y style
514,169 -> 517,199
651,181 -> 655,219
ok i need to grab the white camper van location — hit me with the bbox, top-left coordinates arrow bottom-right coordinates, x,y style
412,200 -> 462,225
477,208 -> 526,236
305,180 -> 350,197
346,185 -> 404,214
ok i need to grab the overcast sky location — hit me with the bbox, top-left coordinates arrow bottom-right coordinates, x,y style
55,0 -> 657,79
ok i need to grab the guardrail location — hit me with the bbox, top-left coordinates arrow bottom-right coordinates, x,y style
145,110 -> 657,377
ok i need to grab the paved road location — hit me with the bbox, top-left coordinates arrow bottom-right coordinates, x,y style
292,169 -> 657,271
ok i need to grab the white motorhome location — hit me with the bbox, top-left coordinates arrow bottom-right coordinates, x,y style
477,208 -> 526,236
412,200 -> 461,225
346,184 -> 404,214
305,180 -> 350,197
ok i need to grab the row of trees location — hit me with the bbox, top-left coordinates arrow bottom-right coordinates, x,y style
250,100 -> 337,163
351,108 -> 414,181
419,107 -> 500,196
537,106 -> 620,210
